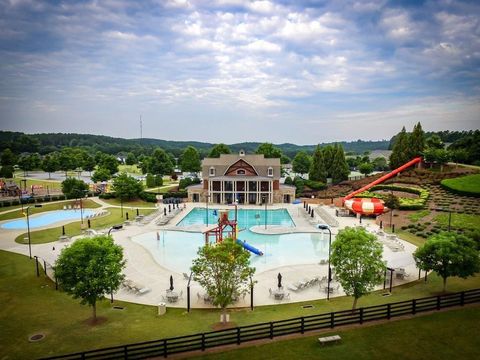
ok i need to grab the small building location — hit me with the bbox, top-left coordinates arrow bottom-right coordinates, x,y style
187,150 -> 295,204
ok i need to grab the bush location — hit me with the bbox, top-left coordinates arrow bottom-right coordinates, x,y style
163,190 -> 188,198
140,192 -> 157,203
304,179 -> 326,190
179,177 -> 200,190
99,193 -> 116,200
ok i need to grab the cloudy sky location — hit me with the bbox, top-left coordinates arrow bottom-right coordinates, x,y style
0,0 -> 479,144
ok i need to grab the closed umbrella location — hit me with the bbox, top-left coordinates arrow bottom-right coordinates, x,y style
277,273 -> 282,289
169,275 -> 174,291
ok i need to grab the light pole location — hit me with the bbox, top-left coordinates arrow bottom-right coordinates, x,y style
25,204 -> 42,259
205,194 -> 210,226
318,224 -> 332,300
262,195 -> 267,230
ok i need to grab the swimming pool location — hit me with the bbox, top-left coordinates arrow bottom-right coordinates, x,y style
176,207 -> 295,228
132,230 -> 329,274
1,209 -> 97,230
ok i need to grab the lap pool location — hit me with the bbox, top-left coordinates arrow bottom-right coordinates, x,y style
1,209 -> 97,230
133,207 -> 330,273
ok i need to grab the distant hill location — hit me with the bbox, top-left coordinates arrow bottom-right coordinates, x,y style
0,131 -> 389,158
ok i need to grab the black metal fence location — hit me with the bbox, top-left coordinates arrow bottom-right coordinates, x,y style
42,288 -> 480,360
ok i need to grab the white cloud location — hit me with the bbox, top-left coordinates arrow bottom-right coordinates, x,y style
245,39 -> 281,52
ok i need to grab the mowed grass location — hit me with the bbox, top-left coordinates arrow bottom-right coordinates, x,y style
0,199 -> 100,221
441,174 -> 480,196
99,198 -> 158,208
11,176 -> 63,191
0,250 -> 479,359
435,213 -> 480,231
193,307 -> 480,360
12,207 -> 155,244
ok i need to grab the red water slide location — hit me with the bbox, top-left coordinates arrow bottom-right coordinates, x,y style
343,157 -> 422,201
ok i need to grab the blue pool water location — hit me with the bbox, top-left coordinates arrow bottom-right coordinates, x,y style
177,207 -> 295,228
133,207 -> 328,273
1,209 -> 97,230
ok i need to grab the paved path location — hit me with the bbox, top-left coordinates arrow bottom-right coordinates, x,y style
0,201 -> 419,309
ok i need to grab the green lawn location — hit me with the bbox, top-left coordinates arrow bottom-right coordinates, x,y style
118,164 -> 142,174
193,307 -> 480,360
0,250 -> 479,359
12,207 -> 154,245
145,184 -> 179,193
435,213 -> 480,231
0,199 -> 100,221
408,209 -> 430,222
441,174 -> 480,196
12,176 -> 63,191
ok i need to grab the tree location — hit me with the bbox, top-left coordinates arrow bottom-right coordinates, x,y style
425,134 -> 444,150
383,193 -> 400,228
280,154 -> 291,165
148,148 -> 174,176
54,235 -> 125,322
424,148 -> 450,172
322,145 -> 335,178
358,162 -> 374,176
191,239 -> 255,323
61,177 -> 89,199
91,167 -> 111,183
255,143 -> 282,158
57,148 -> 77,177
389,127 -> 410,169
450,148 -> 468,167
180,146 -> 201,173
208,143 -> 231,158
309,145 -> 327,183
292,151 -> 311,176
1,148 -> 17,166
125,152 -> 137,166
372,157 -> 389,171
330,227 -> 384,310
18,153 -> 41,176
408,122 -> 425,158
112,172 -> 144,200
83,155 -> 96,175
331,144 -> 350,184
414,233 -> 480,292
41,154 -> 59,179
97,153 -> 119,175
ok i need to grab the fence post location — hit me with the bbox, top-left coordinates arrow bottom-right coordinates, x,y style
330,312 -> 335,328
461,292 -> 465,306
437,295 -> 441,310
359,308 -> 364,324
163,339 -> 167,358
269,322 -> 274,339
387,304 -> 391,319
201,334 -> 205,351
412,299 -> 416,315
237,327 -> 241,345
43,260 -> 47,275
34,256 -> 40,277
301,317 -> 305,334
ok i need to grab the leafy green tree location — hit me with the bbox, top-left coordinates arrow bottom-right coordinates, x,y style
148,148 -> 174,176
284,176 -> 293,185
372,157 -> 389,171
331,227 -> 384,310
83,155 -> 96,175
331,144 -> 350,184
61,177 -> 89,199
145,173 -> 155,188
322,145 -> 335,178
191,238 -> 255,323
208,143 -> 231,158
41,154 -> 59,179
57,148 -> 77,177
293,176 -> 305,196
309,145 -> 327,183
409,122 -> 425,158
358,162 -> 374,176
125,152 -> 137,165
389,127 -> 410,168
425,134 -> 444,150
97,153 -> 119,175
180,146 -> 201,173
54,235 -> 125,322
383,193 -> 400,228
255,143 -> 282,158
292,151 -> 311,176
112,172 -> 144,200
1,148 -> 17,166
450,148 -> 468,167
424,148 -> 450,172
414,233 -> 480,292
0,165 -> 13,178
91,167 -> 111,183
18,153 -> 41,176
280,154 -> 291,165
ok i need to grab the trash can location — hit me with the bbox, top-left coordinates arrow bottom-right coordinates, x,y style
158,302 -> 166,316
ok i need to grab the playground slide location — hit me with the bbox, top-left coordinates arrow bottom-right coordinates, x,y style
236,239 -> 264,256
344,157 -> 422,201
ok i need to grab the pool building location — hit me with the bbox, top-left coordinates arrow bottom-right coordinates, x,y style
187,150 -> 296,204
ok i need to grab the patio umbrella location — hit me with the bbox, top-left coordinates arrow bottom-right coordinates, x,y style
169,275 -> 174,291
277,273 -> 282,289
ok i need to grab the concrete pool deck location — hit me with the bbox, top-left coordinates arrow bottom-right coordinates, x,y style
0,199 -> 419,309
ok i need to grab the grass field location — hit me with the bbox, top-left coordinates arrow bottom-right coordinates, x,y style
100,198 -> 158,208
435,213 -> 480,232
11,176 -> 63,191
118,164 -> 142,174
0,199 -> 100,221
441,174 -> 480,196
12,207 -> 155,244
408,209 -> 430,222
193,306 -> 480,360
0,250 -> 479,359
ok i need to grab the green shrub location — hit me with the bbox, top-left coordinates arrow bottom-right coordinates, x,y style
356,184 -> 429,210
304,179 -> 326,190
139,192 -> 157,202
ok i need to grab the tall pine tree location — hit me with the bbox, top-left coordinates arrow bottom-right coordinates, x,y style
409,122 -> 425,158
389,127 -> 410,169
331,144 -> 350,184
322,145 -> 335,178
309,145 -> 327,183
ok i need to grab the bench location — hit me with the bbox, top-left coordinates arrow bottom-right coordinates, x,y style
318,335 -> 341,345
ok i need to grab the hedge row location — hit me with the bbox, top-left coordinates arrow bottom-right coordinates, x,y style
356,184 -> 429,210
0,194 -> 67,208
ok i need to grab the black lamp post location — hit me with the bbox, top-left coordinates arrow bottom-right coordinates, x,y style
318,224 -> 332,300
25,204 -> 42,259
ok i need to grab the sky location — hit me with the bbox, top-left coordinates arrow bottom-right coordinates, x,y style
0,0 -> 479,144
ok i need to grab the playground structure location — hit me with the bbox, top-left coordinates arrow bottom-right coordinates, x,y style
343,157 -> 423,216
203,209 -> 263,255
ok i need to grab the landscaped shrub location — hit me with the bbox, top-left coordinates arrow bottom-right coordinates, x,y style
356,184 -> 429,210
304,179 -> 326,190
163,190 -> 188,198
139,192 -> 157,203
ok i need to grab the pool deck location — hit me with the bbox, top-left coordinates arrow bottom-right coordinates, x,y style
0,199 -> 419,309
